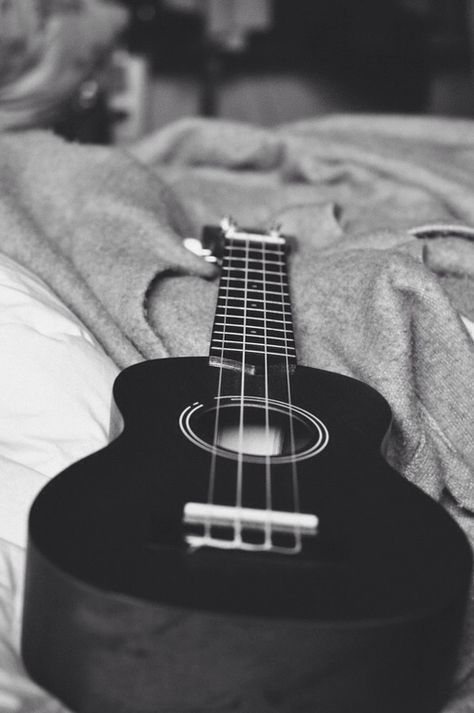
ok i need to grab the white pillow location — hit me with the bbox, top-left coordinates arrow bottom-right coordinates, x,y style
0,254 -> 119,548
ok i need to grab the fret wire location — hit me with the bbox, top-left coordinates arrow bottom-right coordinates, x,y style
224,249 -> 284,258
214,315 -> 291,324
224,253 -> 283,262
217,287 -> 290,297
210,346 -> 296,359
223,258 -> 284,265
228,286 -> 285,295
216,302 -> 291,309
211,338 -> 295,350
225,240 -> 284,251
213,329 -> 294,343
223,262 -> 284,270
222,259 -> 285,267
222,266 -> 285,276
216,303 -> 291,310
212,335 -> 295,351
214,327 -> 292,339
214,322 -> 290,334
218,295 -> 289,306
221,277 -> 288,288
222,256 -> 284,266
223,281 -> 288,290
215,309 -> 291,318
221,286 -> 290,293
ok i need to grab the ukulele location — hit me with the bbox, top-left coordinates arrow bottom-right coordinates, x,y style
22,219 -> 472,713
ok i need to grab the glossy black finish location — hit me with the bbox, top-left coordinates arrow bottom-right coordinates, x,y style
22,357 -> 472,713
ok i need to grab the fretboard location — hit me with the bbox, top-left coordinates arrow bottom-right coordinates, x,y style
209,232 -> 296,371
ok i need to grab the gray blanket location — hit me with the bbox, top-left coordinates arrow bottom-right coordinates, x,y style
0,114 -> 473,711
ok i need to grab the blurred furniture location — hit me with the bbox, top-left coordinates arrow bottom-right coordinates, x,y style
122,0 -> 432,126
116,0 -> 473,131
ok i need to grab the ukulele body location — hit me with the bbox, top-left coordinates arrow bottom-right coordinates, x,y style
22,357 -> 472,713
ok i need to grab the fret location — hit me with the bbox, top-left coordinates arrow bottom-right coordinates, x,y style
212,335 -> 295,347
226,252 -> 283,264
210,346 -> 296,364
217,309 -> 291,319
224,260 -> 283,270
218,286 -> 290,297
225,260 -> 284,271
227,241 -> 285,253
213,329 -> 294,343
214,315 -> 292,325
223,280 -> 284,291
210,346 -> 296,360
214,323 -> 291,335
217,295 -> 290,308
216,300 -> 291,309
211,338 -> 295,351
226,240 -> 283,252
220,286 -> 290,294
221,277 -> 288,288
216,301 -> 291,311
218,296 -> 289,307
222,266 -> 285,276
218,303 -> 291,314
223,259 -> 285,268
215,309 -> 291,319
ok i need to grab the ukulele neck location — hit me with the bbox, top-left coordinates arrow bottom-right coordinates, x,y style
208,223 -> 297,374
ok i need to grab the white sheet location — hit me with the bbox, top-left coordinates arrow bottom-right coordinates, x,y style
0,253 -> 119,548
0,253 -> 119,711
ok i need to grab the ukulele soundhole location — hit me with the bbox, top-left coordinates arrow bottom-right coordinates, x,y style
179,396 -> 329,464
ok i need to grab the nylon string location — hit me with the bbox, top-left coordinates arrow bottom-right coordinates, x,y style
206,239 -> 234,537
235,237 -> 249,546
278,241 -> 302,552
262,241 -> 273,548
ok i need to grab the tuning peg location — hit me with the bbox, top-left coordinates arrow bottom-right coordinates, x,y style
220,216 -> 238,235
268,222 -> 282,239
183,237 -> 218,263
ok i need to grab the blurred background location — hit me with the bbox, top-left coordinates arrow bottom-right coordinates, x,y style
0,0 -> 473,144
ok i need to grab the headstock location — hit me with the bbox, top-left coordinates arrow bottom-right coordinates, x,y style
184,217 -> 295,265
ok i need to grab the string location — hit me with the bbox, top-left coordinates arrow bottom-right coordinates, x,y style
277,240 -> 302,552
262,241 -> 273,548
206,238 -> 234,537
235,237 -> 249,546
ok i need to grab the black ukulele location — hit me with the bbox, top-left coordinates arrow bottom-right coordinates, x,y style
22,219 -> 472,713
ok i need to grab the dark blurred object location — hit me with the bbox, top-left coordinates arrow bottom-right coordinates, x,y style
429,0 -> 470,65
0,0 -> 128,143
125,0 -> 204,69
53,74 -> 112,144
118,0 -> 434,116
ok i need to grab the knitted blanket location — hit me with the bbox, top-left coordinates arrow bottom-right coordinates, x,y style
0,115 -> 473,711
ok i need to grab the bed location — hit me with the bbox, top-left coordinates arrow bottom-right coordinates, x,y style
0,115 -> 473,712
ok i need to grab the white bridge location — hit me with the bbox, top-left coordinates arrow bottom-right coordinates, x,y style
183,502 -> 318,553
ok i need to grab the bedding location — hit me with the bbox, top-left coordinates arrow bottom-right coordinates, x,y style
0,253 -> 118,712
0,115 -> 473,711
